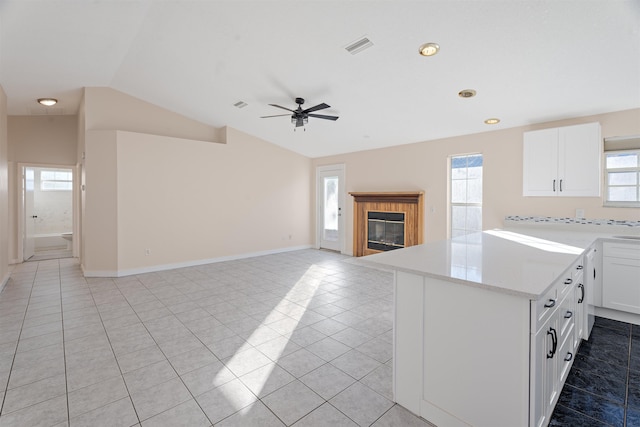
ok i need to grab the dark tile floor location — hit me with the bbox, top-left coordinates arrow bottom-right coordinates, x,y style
550,316 -> 640,427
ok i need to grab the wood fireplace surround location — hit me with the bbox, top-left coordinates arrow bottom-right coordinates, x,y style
350,191 -> 424,257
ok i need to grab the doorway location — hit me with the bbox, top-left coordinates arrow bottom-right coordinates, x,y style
20,165 -> 75,262
316,164 -> 345,253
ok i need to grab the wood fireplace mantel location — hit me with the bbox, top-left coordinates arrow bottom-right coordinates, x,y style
350,191 -> 424,257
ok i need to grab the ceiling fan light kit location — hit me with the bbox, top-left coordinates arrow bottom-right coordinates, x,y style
261,97 -> 339,130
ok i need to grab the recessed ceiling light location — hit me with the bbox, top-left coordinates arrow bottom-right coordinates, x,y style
418,42 -> 440,56
37,98 -> 58,106
458,89 -> 476,98
484,118 -> 500,125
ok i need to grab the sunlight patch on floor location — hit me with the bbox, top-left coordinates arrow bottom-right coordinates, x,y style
215,264 -> 322,414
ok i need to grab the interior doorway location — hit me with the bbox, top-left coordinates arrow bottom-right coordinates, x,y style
316,164 -> 345,253
20,165 -> 75,262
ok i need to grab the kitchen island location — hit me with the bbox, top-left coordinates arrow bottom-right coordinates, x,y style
362,227 -> 639,427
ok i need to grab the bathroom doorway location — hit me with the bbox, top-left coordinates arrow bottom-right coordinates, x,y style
20,165 -> 75,262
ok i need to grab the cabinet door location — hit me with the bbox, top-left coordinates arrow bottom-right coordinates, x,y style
558,122 -> 602,197
532,313 -> 559,427
523,128 -> 559,196
603,256 -> 640,314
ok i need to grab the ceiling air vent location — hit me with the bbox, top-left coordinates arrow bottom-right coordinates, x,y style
345,37 -> 373,55
233,101 -> 248,109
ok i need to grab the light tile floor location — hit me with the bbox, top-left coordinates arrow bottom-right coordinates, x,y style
0,249 -> 435,427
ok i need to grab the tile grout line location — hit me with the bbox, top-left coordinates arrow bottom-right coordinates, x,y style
0,262 -> 38,418
58,258 -> 72,426
84,275 -> 143,426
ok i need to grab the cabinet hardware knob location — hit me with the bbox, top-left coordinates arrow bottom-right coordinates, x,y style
564,311 -> 573,319
564,278 -> 573,285
544,299 -> 556,308
564,352 -> 573,362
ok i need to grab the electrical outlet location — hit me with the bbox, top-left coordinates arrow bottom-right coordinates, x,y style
145,249 -> 151,256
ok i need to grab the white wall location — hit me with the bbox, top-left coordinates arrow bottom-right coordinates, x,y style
313,109 -> 640,255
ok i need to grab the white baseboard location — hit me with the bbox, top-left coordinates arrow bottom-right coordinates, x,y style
594,306 -> 640,326
82,245 -> 313,278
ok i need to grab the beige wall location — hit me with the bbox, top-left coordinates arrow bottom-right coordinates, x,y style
112,128 -> 310,274
8,115 -> 77,165
83,130 -> 118,273
81,87 -> 311,275
84,87 -> 225,143
6,115 -> 78,262
313,109 -> 640,255
0,86 -> 9,287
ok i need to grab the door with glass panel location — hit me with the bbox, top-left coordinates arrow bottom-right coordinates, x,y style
317,165 -> 345,252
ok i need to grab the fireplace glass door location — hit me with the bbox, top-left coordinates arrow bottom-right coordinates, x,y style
367,211 -> 405,251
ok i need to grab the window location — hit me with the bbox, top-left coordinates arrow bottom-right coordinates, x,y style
604,150 -> 640,207
40,170 -> 72,191
450,154 -> 483,237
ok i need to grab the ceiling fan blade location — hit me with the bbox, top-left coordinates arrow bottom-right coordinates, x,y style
260,114 -> 291,118
269,104 -> 295,112
308,113 -> 339,121
302,103 -> 330,114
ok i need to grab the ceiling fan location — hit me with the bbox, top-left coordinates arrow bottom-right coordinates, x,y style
261,97 -> 339,128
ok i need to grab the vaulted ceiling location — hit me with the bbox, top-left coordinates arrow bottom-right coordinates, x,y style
1,0 -> 638,157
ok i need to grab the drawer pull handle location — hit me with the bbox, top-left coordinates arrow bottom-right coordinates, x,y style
564,311 -> 573,319
547,328 -> 558,359
564,278 -> 573,285
564,352 -> 573,362
544,299 -> 556,308
576,265 -> 583,270
578,283 -> 584,304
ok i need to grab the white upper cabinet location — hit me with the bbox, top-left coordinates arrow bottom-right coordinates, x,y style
523,122 -> 602,197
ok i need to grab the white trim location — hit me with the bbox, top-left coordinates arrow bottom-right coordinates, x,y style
82,245 -> 313,278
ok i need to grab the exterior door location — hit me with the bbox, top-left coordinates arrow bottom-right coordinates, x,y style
23,167 -> 36,260
317,165 -> 345,252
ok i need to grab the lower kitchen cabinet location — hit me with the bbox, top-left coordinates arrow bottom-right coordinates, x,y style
603,242 -> 640,314
391,257 -> 586,427
531,260 -> 581,427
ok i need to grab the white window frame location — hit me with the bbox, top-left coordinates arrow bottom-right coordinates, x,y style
604,149 -> 640,208
449,153 -> 483,238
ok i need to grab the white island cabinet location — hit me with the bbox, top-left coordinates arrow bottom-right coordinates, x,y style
362,230 -> 591,427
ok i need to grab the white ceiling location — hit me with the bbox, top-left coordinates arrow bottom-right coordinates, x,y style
1,0 -> 639,158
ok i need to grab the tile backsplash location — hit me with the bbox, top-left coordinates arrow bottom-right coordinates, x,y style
505,215 -> 640,228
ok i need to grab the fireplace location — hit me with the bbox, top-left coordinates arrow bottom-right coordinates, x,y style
350,191 -> 424,257
367,211 -> 405,251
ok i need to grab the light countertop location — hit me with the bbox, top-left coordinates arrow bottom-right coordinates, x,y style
360,227 -> 640,299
